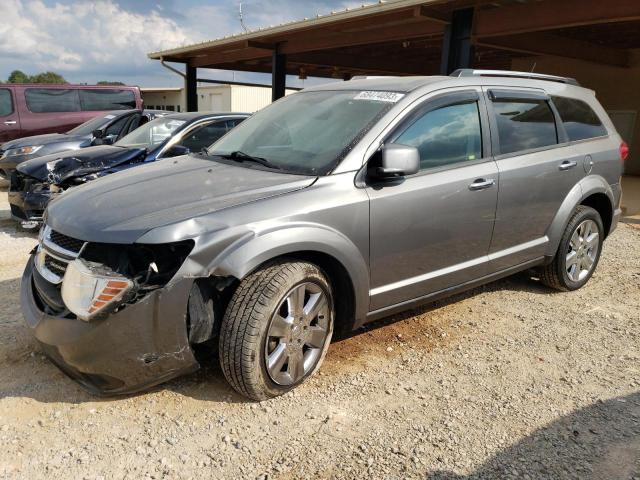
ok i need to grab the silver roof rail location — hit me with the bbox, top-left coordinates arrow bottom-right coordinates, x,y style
450,69 -> 580,86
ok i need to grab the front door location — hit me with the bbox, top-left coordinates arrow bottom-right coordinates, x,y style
0,88 -> 21,142
367,90 -> 498,312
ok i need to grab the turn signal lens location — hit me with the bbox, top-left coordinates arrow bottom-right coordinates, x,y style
620,142 -> 629,162
61,259 -> 133,321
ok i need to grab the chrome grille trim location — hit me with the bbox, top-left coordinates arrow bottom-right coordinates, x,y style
35,226 -> 87,285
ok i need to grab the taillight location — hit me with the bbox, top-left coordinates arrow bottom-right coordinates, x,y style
620,142 -> 629,162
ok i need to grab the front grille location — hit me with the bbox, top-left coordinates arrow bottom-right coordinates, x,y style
50,230 -> 85,254
44,254 -> 67,277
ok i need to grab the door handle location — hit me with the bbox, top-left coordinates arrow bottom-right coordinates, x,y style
469,178 -> 495,191
3,121 -> 16,125
559,160 -> 578,171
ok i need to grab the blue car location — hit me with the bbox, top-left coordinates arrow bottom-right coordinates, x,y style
9,112 -> 249,226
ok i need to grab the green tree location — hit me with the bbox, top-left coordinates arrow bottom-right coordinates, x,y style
29,71 -> 67,84
97,81 -> 126,86
7,70 -> 30,83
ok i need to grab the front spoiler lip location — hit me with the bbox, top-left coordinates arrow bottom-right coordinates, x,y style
21,257 -> 200,396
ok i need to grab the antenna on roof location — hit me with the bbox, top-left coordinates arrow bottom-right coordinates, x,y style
238,2 -> 248,33
530,62 -> 537,73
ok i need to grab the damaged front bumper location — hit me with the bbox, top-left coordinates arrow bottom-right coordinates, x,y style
21,257 -> 200,395
8,188 -> 51,225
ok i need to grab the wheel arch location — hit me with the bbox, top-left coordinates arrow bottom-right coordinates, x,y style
545,175 -> 615,258
208,225 -> 369,333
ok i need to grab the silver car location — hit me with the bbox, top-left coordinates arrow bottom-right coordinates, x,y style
21,70 -> 624,400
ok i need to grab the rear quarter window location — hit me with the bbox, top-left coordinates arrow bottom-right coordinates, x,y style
25,88 -> 80,113
0,89 -> 13,116
551,96 -> 608,141
492,99 -> 558,155
79,89 -> 136,111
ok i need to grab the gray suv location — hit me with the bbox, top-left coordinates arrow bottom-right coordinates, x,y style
21,70 -> 624,400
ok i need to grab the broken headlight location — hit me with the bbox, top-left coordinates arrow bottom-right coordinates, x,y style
61,259 -> 134,321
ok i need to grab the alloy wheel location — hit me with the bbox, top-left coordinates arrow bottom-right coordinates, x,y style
264,282 -> 331,386
566,219 -> 599,282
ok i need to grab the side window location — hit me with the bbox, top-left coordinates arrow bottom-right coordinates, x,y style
226,118 -> 245,129
492,98 -> 557,155
179,121 -> 229,152
393,101 -> 482,170
0,89 -> 13,117
551,96 -> 608,141
104,115 -> 131,137
79,89 -> 136,111
25,88 -> 80,113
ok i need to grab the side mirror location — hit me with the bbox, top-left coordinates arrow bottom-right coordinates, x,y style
164,144 -> 190,158
374,144 -> 420,178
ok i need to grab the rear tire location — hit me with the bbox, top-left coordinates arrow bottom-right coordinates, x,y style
539,205 -> 603,291
219,260 -> 334,401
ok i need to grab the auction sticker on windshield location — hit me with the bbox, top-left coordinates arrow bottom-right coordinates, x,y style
354,91 -> 405,103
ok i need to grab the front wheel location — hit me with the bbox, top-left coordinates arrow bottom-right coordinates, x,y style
539,205 -> 604,291
219,260 -> 334,401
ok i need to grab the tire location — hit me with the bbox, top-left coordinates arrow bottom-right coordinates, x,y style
539,205 -> 604,291
219,260 -> 334,401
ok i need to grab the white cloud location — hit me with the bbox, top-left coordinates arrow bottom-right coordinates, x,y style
0,0 -> 196,73
0,0 -> 373,85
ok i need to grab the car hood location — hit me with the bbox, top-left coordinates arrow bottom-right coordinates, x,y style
47,155 -> 316,244
17,145 -> 145,183
1,133 -> 86,150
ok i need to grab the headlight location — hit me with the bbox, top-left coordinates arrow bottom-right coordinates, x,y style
61,259 -> 134,321
2,145 -> 43,157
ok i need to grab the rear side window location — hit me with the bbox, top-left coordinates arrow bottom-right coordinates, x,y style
178,121 -> 230,152
551,96 -> 607,141
394,101 -> 483,170
79,89 -> 136,111
0,89 -> 13,116
492,99 -> 557,155
25,88 -> 80,113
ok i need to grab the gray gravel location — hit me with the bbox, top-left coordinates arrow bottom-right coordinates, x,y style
0,185 -> 639,479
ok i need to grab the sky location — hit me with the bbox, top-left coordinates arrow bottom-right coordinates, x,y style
0,0 -> 363,88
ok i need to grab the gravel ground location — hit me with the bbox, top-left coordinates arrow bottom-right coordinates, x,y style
0,184 -> 639,480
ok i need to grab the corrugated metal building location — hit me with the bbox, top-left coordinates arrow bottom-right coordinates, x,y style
141,84 -> 295,113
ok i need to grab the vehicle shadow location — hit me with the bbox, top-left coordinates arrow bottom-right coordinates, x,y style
0,271 -> 553,405
426,391 -> 640,480
334,270 -> 554,344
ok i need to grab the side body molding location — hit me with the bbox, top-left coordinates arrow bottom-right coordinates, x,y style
544,175 -> 614,258
208,223 -> 371,328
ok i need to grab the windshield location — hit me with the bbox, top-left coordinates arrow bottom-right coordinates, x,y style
207,90 -> 400,175
115,117 -> 186,149
67,114 -> 116,136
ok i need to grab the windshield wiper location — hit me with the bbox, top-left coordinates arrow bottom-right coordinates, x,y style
219,151 -> 281,170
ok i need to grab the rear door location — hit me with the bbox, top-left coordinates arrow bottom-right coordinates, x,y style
0,87 -> 21,142
367,89 -> 498,311
485,88 -> 584,271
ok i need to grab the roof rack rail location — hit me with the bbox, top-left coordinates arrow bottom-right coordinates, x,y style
450,69 -> 580,86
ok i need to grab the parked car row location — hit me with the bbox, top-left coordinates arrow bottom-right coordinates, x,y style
8,112 -> 248,226
0,108 -> 167,179
18,71 -> 624,401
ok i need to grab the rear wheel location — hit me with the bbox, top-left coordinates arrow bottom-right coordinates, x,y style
539,205 -> 604,291
219,260 -> 333,400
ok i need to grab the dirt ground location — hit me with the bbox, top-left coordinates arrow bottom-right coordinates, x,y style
0,184 -> 639,480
